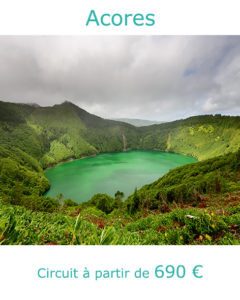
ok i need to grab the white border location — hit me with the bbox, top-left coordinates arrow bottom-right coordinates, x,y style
0,0 -> 239,34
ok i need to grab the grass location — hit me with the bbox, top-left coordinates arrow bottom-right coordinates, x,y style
1,189 -> 239,245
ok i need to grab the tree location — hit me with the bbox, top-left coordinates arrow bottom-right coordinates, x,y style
56,193 -> 63,205
114,190 -> 124,208
90,193 -> 115,214
127,188 -> 140,214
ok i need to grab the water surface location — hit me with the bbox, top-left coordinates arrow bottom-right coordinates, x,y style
45,151 -> 197,203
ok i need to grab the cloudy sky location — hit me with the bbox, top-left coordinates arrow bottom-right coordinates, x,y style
0,36 -> 240,121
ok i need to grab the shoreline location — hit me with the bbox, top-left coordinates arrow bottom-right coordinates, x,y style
43,154 -> 98,171
43,150 -> 198,171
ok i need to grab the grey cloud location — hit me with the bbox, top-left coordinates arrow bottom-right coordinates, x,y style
0,36 -> 240,121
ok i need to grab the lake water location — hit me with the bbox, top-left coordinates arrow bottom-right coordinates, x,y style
44,151 -> 197,203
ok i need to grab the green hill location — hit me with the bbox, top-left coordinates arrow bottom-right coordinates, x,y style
0,100 -> 240,245
0,101 -> 139,201
1,100 -> 240,201
1,149 -> 240,245
137,114 -> 240,160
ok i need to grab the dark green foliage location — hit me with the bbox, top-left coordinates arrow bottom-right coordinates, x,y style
114,190 -> 124,208
0,101 -> 28,123
137,114 -> 240,160
89,193 -> 116,214
125,150 -> 240,210
8,195 -> 60,213
0,199 -> 239,245
0,156 -> 49,198
63,199 -> 78,207
35,196 -> 60,213
127,188 -> 140,214
0,100 -> 139,204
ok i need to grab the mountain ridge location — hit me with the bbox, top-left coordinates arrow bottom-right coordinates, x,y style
1,100 -> 240,245
1,99 -> 240,202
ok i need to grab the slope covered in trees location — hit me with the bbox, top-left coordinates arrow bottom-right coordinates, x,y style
0,100 -> 139,202
138,114 -> 240,160
0,100 -> 240,245
1,149 -> 240,245
1,100 -> 240,201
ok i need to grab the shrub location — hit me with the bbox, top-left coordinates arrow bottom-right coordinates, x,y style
89,193 -> 115,214
63,199 -> 78,207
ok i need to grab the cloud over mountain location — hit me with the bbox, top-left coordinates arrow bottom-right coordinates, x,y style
0,36 -> 240,121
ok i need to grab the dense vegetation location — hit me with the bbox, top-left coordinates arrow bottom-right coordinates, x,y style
0,100 -> 240,245
137,114 -> 240,160
0,101 -> 139,203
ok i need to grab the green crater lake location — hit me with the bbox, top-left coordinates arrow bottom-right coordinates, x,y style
45,151 -> 197,203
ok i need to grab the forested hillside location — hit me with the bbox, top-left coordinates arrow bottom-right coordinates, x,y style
0,101 -> 139,202
138,115 -> 240,160
1,150 -> 240,245
0,100 -> 240,245
1,100 -> 240,201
